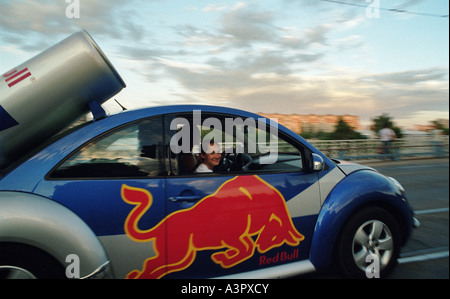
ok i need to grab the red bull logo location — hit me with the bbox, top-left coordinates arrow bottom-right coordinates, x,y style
2,68 -> 32,88
121,175 -> 304,279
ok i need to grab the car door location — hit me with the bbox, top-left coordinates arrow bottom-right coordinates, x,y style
161,111 -> 321,278
36,116 -> 169,279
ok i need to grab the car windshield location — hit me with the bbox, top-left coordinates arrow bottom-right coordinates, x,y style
0,121 -> 92,178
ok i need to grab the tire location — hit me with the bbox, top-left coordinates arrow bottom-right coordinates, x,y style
0,243 -> 66,279
336,207 -> 401,279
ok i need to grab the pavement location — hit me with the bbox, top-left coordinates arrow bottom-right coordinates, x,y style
350,157 -> 449,168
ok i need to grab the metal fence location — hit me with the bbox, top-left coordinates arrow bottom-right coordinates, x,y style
308,136 -> 449,161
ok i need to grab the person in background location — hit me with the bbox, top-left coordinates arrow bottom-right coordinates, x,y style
378,124 -> 396,156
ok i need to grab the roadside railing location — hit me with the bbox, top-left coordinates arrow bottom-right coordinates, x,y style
308,136 -> 449,161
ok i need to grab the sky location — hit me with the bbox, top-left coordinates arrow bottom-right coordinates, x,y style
0,0 -> 448,129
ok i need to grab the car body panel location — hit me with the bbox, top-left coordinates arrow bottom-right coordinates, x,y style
333,159 -> 376,175
0,191 -> 110,278
0,105 -> 415,279
160,173 -> 319,279
310,169 -> 414,271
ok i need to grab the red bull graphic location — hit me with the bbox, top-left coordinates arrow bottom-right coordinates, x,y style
3,68 -> 32,88
122,175 -> 304,279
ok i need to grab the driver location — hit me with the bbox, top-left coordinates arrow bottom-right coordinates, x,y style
194,142 -> 222,173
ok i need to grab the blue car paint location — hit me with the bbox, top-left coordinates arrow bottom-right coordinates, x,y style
1,105 -> 325,234
309,169 -> 414,271
0,105 -> 334,191
0,105 -> 19,132
1,104 -> 415,278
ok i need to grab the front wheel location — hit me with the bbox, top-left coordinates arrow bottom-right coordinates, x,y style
336,207 -> 401,278
0,243 -> 66,279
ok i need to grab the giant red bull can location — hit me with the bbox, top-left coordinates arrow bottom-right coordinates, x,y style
0,30 -> 125,169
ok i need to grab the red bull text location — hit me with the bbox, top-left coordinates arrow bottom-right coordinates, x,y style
122,175 -> 304,279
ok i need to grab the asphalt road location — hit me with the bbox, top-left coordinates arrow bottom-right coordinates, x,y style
370,158 -> 449,279
306,158 -> 449,279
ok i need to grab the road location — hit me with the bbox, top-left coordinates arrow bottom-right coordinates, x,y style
370,158 -> 449,279
306,158 -> 449,279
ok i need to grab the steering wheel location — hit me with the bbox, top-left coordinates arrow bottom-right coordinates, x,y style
215,147 -> 252,172
230,152 -> 252,171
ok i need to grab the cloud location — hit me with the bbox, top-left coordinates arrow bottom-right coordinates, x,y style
107,1 -> 446,128
1,0 -> 447,128
367,68 -> 448,85
220,2 -> 276,47
396,0 -> 428,10
0,0 -> 62,33
0,0 -> 143,51
202,4 -> 227,12
151,53 -> 448,127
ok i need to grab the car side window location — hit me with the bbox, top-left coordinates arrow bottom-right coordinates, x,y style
50,117 -> 166,179
167,113 -> 303,175
243,125 -> 303,173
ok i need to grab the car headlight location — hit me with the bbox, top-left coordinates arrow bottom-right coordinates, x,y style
388,176 -> 405,192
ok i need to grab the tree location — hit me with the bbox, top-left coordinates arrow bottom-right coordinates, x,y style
371,114 -> 403,138
432,120 -> 449,135
300,118 -> 366,140
328,118 -> 365,140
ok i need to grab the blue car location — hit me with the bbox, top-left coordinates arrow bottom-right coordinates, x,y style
0,104 -> 418,279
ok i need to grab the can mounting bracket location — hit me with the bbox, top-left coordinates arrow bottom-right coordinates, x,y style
88,100 -> 107,121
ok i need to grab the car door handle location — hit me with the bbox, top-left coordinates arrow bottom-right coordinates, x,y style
169,196 -> 202,202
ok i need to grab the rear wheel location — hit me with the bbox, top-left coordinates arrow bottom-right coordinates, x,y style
0,243 -> 66,279
336,207 -> 401,278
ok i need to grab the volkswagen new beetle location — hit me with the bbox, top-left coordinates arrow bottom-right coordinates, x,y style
0,31 -> 418,279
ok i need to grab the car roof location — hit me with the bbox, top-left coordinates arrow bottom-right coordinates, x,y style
88,104 -> 324,158
112,104 -> 266,121
1,104 -> 335,191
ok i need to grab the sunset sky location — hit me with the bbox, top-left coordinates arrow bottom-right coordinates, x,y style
1,0 -> 448,129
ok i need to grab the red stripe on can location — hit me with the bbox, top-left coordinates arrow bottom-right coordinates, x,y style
3,69 -> 18,78
5,68 -> 29,83
7,72 -> 31,88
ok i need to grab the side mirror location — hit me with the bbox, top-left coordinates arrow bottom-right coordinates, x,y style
312,153 -> 324,171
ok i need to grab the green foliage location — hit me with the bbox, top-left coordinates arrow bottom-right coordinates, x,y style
328,118 -> 365,140
371,114 -> 403,138
301,118 -> 365,140
432,120 -> 449,135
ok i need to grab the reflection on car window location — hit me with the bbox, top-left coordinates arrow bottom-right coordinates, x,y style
244,126 -> 303,173
50,117 -> 165,179
167,113 -> 303,176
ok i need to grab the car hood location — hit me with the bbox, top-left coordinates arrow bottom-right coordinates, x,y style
333,159 -> 375,175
